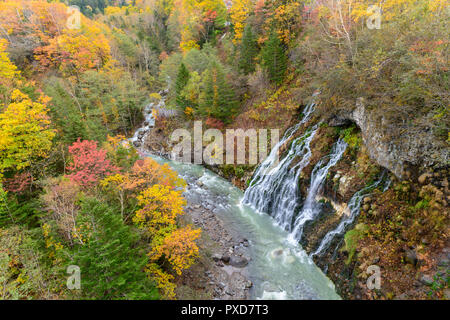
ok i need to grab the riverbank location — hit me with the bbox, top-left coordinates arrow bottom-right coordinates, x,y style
176,197 -> 252,300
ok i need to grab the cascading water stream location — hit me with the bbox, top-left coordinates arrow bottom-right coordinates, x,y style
270,126 -> 318,230
243,100 -> 316,198
287,139 -> 347,243
242,101 -> 317,228
311,172 -> 388,258
130,99 -> 159,146
243,98 -> 348,243
243,126 -> 318,229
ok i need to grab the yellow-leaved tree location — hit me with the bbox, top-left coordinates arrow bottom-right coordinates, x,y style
134,184 -> 186,236
173,0 -> 227,51
124,161 -> 200,300
229,0 -> 253,43
0,90 -> 56,173
0,39 -> 18,83
0,39 -> 19,103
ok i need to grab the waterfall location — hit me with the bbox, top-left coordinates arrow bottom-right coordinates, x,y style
311,172 -> 389,257
243,98 -> 348,242
242,101 -> 317,231
287,139 -> 347,243
243,126 -> 318,229
130,99 -> 159,146
130,91 -> 177,149
244,100 -> 317,189
270,126 -> 318,230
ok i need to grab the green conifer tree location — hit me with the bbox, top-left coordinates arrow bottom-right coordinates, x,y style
72,198 -> 158,300
200,61 -> 238,124
261,29 -> 287,85
175,62 -> 190,110
239,24 -> 258,75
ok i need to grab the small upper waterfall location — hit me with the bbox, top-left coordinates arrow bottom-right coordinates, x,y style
288,139 -> 347,243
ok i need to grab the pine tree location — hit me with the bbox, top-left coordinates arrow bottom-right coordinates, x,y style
238,24 -> 258,75
175,62 -> 190,110
261,29 -> 287,85
200,61 -> 238,124
72,198 -> 158,300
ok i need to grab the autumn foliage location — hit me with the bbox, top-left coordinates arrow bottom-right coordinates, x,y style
150,225 -> 201,276
0,39 -> 18,87
1,0 -> 446,302
67,139 -> 118,187
132,171 -> 200,299
100,157 -> 185,216
0,90 -> 55,173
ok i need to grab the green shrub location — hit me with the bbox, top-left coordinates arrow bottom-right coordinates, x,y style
342,223 -> 368,265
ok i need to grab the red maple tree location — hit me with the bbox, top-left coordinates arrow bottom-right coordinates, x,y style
67,139 -> 119,187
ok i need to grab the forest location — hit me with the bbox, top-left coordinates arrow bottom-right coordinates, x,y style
0,0 -> 448,300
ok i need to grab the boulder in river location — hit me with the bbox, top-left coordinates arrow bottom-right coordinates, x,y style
419,274 -> 433,286
229,256 -> 249,268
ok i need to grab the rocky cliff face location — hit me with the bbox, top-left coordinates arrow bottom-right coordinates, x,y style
328,98 -> 448,179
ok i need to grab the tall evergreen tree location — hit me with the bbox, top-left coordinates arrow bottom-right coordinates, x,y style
72,198 -> 158,300
238,24 -> 258,75
261,29 -> 287,85
200,61 -> 238,124
175,62 -> 190,110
